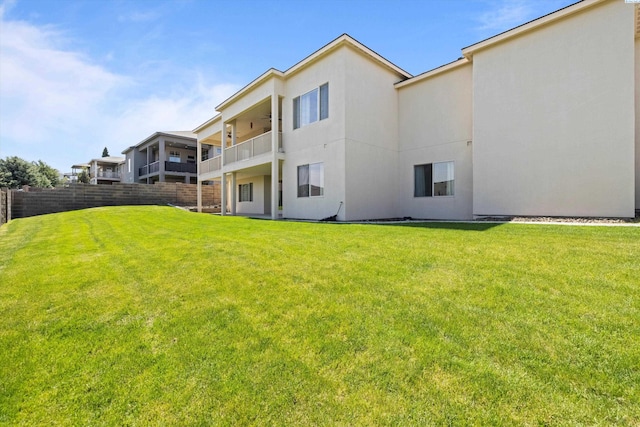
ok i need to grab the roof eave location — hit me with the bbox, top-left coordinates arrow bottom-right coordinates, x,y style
462,0 -> 605,59
395,58 -> 470,89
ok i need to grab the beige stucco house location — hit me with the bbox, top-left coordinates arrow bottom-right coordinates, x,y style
71,156 -> 124,185
196,0 -> 639,220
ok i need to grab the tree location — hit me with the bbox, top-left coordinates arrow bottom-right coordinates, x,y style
33,160 -> 60,187
77,169 -> 90,184
102,147 -> 110,157
0,156 -> 59,189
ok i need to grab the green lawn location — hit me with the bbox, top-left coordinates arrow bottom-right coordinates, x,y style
0,206 -> 638,425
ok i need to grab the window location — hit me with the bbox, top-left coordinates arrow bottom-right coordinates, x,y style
298,163 -> 324,197
169,151 -> 181,163
187,155 -> 195,164
239,183 -> 253,202
293,83 -> 329,129
414,161 -> 454,197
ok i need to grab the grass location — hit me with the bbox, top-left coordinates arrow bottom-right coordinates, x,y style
0,206 -> 639,425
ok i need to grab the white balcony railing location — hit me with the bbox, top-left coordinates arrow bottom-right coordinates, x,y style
94,170 -> 120,179
223,131 -> 282,166
200,156 -> 222,174
199,131 -> 283,176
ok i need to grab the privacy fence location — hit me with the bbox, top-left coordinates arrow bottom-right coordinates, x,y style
1,188 -> 9,226
2,182 -> 220,222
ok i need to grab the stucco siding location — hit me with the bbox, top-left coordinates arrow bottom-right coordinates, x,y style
473,1 -> 635,217
343,48 -> 404,220
397,63 -> 473,220
636,36 -> 640,210
281,48 -> 347,220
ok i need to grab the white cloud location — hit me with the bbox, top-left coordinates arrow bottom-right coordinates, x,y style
476,0 -> 536,32
0,8 -> 239,171
106,78 -> 239,149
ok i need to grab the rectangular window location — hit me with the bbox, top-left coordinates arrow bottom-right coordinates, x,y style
239,183 -> 253,202
298,163 -> 324,197
293,83 -> 329,129
414,161 -> 454,197
169,151 -> 181,163
187,155 -> 195,164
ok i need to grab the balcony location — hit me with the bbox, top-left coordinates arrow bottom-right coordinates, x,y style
201,156 -> 221,174
165,161 -> 196,174
224,131 -> 283,165
139,161 -> 159,176
199,131 -> 283,177
93,170 -> 120,179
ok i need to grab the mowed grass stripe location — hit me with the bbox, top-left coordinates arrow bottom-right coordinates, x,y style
0,206 -> 638,425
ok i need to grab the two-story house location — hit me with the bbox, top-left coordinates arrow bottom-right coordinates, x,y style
122,131 -> 198,184
196,0 -> 639,221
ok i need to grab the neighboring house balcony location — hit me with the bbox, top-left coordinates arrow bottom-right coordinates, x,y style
86,156 -> 125,185
93,170 -> 121,180
139,160 -> 197,177
136,141 -> 198,184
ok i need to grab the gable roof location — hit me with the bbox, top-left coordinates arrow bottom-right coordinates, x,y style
214,34 -> 412,112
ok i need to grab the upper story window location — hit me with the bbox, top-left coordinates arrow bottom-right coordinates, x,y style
293,83 -> 329,129
169,151 -> 181,163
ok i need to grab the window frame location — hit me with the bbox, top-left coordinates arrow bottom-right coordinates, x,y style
297,162 -> 324,198
414,161 -> 455,198
293,83 -> 329,130
239,183 -> 253,202
169,150 -> 181,163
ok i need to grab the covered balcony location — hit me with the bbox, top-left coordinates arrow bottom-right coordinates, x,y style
137,140 -> 198,184
196,88 -> 285,220
198,97 -> 284,179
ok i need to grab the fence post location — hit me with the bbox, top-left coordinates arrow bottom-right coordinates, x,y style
7,188 -> 12,222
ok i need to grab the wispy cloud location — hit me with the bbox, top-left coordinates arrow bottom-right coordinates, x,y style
0,8 -> 239,170
476,0 -> 536,32
117,10 -> 162,23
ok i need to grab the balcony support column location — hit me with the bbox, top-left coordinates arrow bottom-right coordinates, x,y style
158,138 -> 166,182
231,121 -> 237,146
231,172 -> 237,215
220,174 -> 227,216
271,94 -> 280,219
197,139 -> 202,213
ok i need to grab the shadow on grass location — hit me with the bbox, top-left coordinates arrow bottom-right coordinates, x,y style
373,221 -> 503,231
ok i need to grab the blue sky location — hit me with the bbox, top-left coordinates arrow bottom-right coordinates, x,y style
0,0 -> 576,173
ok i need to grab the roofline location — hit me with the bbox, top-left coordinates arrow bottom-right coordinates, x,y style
193,113 -> 222,133
130,131 -> 197,151
395,58 -> 470,89
89,157 -> 125,164
215,68 -> 285,111
213,33 -> 412,114
285,33 -> 412,79
462,0 -> 605,58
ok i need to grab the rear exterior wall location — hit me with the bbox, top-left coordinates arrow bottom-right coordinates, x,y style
472,1 -> 635,218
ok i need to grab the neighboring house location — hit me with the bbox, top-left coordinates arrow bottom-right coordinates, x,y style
71,157 -> 125,185
195,0 -> 638,220
121,131 -> 198,184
